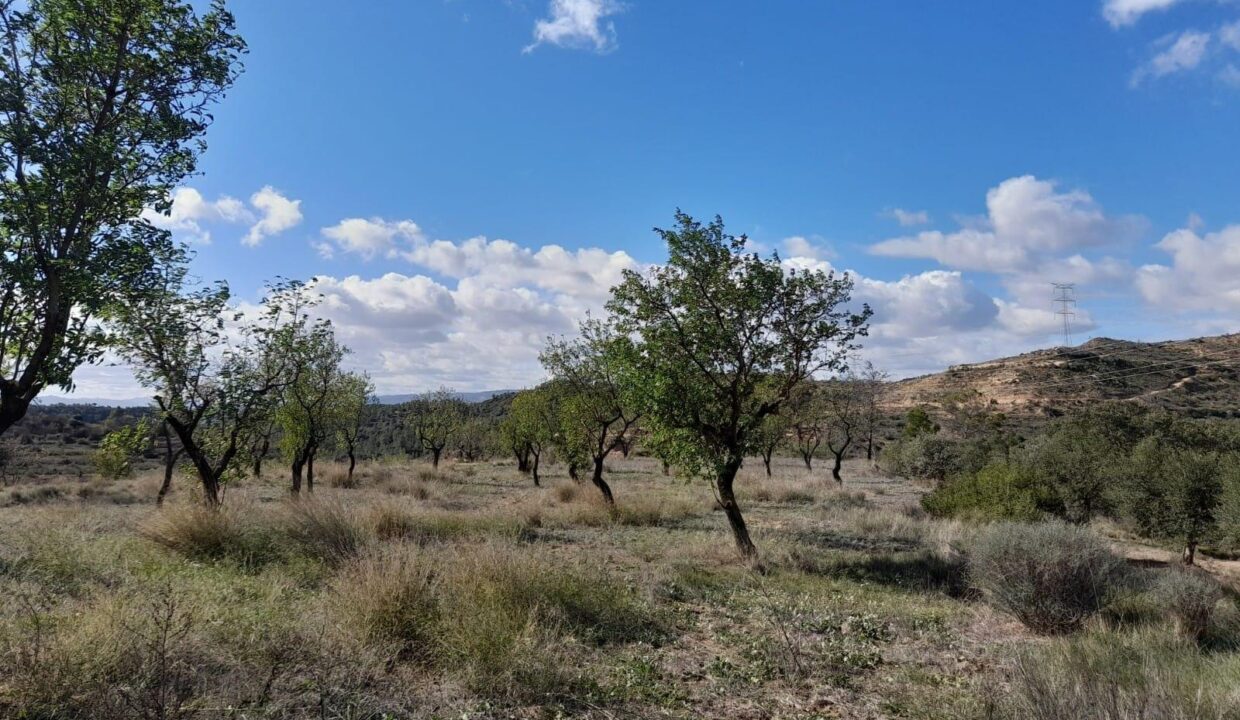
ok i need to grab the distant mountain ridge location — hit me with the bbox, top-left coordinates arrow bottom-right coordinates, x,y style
882,333 -> 1240,420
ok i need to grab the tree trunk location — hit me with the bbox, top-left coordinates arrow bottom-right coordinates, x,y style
252,436 -> 269,478
291,457 -> 304,495
591,456 -> 615,508
347,447 -> 357,483
866,435 -> 874,461
831,451 -> 844,484
1183,541 -> 1197,566
156,425 -> 181,507
306,447 -> 316,493
801,452 -> 813,471
531,451 -> 541,487
431,447 -> 441,469
0,392 -> 35,440
662,460 -> 670,476
762,450 -> 773,477
164,420 -> 221,506
716,455 -> 758,561
569,462 -> 580,483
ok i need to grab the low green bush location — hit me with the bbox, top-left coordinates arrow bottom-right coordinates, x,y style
922,463 -> 1048,522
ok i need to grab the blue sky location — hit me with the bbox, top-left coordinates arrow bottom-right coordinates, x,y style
76,0 -> 1240,398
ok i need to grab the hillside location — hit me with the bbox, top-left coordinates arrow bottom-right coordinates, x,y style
883,333 -> 1240,420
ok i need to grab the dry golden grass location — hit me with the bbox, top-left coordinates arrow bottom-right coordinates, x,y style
0,455 -> 1235,719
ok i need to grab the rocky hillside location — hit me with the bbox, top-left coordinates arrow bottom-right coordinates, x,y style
882,333 -> 1240,420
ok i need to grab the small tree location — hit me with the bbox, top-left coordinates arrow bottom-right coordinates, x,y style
273,292 -> 348,495
821,377 -> 862,484
112,269 -> 301,505
788,385 -> 824,472
508,386 -> 557,486
753,412 -> 790,478
0,0 -> 244,437
331,372 -> 373,484
406,388 -> 461,469
608,211 -> 869,561
95,418 -> 151,480
1127,429 -> 1230,566
857,362 -> 889,462
541,319 -> 642,507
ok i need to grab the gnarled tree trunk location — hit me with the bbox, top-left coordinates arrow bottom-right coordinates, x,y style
716,455 -> 757,561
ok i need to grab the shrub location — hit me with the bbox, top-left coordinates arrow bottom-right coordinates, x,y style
922,463 -> 1047,522
966,522 -> 1126,634
879,435 -> 966,483
1149,568 -> 1223,641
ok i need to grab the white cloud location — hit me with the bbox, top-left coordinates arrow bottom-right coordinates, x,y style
243,186 -> 303,247
291,225 -> 642,392
1131,30 -> 1212,85
143,185 -> 302,246
871,176 -> 1141,273
320,218 -> 424,260
524,0 -> 624,54
141,187 -> 252,245
1103,0 -> 1184,28
1136,224 -> 1240,313
781,235 -> 833,260
1222,20 -> 1240,50
1220,63 -> 1240,86
885,208 -> 930,227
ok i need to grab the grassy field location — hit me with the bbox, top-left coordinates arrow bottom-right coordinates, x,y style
1,456 -> 1236,719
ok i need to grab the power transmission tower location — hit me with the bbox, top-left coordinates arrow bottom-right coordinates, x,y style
1052,283 -> 1076,346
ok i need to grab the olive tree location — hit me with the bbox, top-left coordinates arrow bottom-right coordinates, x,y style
608,211 -> 869,561
541,319 -> 642,507
821,376 -> 863,484
0,0 -> 244,436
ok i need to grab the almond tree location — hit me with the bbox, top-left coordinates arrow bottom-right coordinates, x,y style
541,319 -> 642,507
608,211 -> 869,561
405,387 -> 461,469
0,0 -> 244,436
112,267 -> 301,505
331,372 -> 373,484
275,304 -> 347,495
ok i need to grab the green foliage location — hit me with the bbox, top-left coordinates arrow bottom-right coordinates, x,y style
901,406 -> 938,439
922,463 -> 1048,522
607,211 -> 870,481
879,434 -> 967,482
403,387 -> 465,465
0,0 -> 245,433
93,418 -> 151,480
966,522 -> 1127,635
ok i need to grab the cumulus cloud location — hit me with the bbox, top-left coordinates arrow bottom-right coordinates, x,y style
871,175 -> 1141,273
141,187 -> 251,244
1103,0 -> 1184,28
295,223 -> 642,391
781,235 -> 833,260
319,218 -> 424,260
143,185 -> 302,246
885,208 -> 931,227
242,186 -> 304,247
1136,224 -> 1240,314
523,0 -> 624,54
1131,30 -> 1212,85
